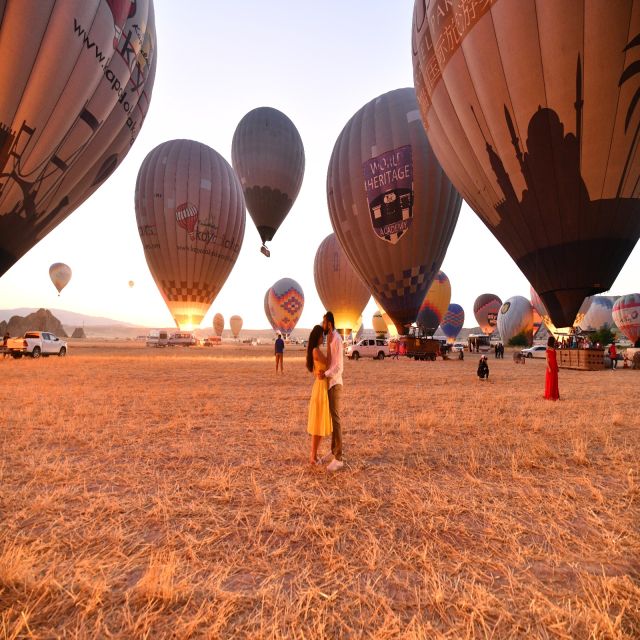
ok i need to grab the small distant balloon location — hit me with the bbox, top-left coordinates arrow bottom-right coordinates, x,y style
268,278 -> 304,336
372,311 -> 387,336
441,303 -> 464,343
473,294 -> 502,336
417,271 -> 451,335
49,263 -> 72,295
612,294 -> 640,344
497,296 -> 534,345
213,313 -> 224,337
128,280 -> 135,288
230,315 -> 243,339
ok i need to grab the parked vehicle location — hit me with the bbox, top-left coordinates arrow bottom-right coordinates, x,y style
6,331 -> 68,358
452,342 -> 466,352
168,332 -> 196,347
345,338 -> 389,360
520,345 -> 547,359
399,333 -> 446,361
203,336 -> 221,346
146,330 -> 169,347
468,333 -> 492,353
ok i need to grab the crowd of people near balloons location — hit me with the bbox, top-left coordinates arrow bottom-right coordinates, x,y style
0,2 -> 638,368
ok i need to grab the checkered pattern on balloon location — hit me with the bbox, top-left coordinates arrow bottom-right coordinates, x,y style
268,286 -> 305,335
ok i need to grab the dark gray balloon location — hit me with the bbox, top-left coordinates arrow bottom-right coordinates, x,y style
231,107 -> 304,252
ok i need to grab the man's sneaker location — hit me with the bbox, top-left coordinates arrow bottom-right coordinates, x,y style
319,452 -> 334,464
327,459 -> 344,472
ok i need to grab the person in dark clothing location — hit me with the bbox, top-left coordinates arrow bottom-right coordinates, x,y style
477,355 -> 489,380
2,332 -> 9,358
494,343 -> 499,358
274,334 -> 285,373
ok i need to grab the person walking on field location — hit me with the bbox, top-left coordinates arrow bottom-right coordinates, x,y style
305,325 -> 332,465
544,336 -> 560,400
274,333 -> 285,373
319,311 -> 344,471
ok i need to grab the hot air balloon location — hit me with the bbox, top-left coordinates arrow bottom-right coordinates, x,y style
530,285 -> 592,334
231,107 -> 304,257
230,315 -> 243,339
441,303 -> 464,343
268,278 -> 304,336
354,315 -> 364,342
578,296 -> 614,331
613,294 -> 640,344
314,233 -> 370,338
416,270 -> 451,335
327,88 -> 461,334
135,139 -> 245,330
263,290 -> 278,332
497,296 -> 534,346
128,280 -> 135,288
473,294 -> 502,336
213,313 -> 224,337
49,262 -> 71,295
412,2 -> 640,328
375,301 -> 399,339
0,0 -> 157,276
372,311 -> 387,337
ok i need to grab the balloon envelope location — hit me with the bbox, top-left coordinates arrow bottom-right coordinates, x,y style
213,313 -> 224,337
0,0 -> 157,275
372,311 -> 387,336
474,294 -> 502,335
577,296 -> 613,331
375,301 -> 399,338
230,315 -> 243,338
327,88 -> 461,334
128,280 -> 135,288
497,296 -> 534,345
264,290 -> 278,332
417,270 -> 451,335
530,285 -> 592,333
612,294 -> 640,343
314,233 -> 370,336
231,107 -> 304,250
441,303 -> 465,342
49,262 -> 71,294
268,278 -> 304,336
412,2 -> 640,328
135,139 -> 246,330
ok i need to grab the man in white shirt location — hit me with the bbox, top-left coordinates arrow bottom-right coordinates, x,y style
320,311 -> 344,471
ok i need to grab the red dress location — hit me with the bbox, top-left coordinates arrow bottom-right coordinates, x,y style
544,348 -> 559,400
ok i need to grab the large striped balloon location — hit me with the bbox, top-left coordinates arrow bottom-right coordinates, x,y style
441,303 -> 464,342
613,294 -> 640,344
0,0 -> 157,275
416,270 -> 451,335
135,139 -> 246,330
268,278 -> 304,336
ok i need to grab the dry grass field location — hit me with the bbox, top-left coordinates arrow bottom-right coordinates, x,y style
1,342 -> 639,639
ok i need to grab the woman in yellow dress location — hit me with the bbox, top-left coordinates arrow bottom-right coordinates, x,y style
306,324 -> 332,464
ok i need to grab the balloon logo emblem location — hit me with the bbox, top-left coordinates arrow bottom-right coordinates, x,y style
175,202 -> 199,240
501,302 -> 511,314
363,145 -> 414,244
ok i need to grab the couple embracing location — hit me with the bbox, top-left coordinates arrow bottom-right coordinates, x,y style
305,312 -> 344,471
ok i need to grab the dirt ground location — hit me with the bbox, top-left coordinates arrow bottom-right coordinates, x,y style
1,343 -> 639,638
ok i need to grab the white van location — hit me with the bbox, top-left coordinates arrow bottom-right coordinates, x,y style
146,330 -> 169,347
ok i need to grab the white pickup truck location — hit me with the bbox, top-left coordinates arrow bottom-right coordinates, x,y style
6,331 -> 68,358
345,338 -> 390,360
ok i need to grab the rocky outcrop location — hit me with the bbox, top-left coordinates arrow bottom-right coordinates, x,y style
71,327 -> 86,339
1,308 -> 67,338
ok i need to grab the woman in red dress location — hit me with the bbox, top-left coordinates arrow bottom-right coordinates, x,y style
544,336 -> 560,400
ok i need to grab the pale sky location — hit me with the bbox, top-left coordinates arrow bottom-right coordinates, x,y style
0,1 -> 638,329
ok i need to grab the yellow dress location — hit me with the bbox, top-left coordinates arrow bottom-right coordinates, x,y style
307,363 -> 332,436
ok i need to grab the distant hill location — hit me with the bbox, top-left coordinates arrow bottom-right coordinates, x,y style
0,308 -> 67,338
0,308 -> 140,327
